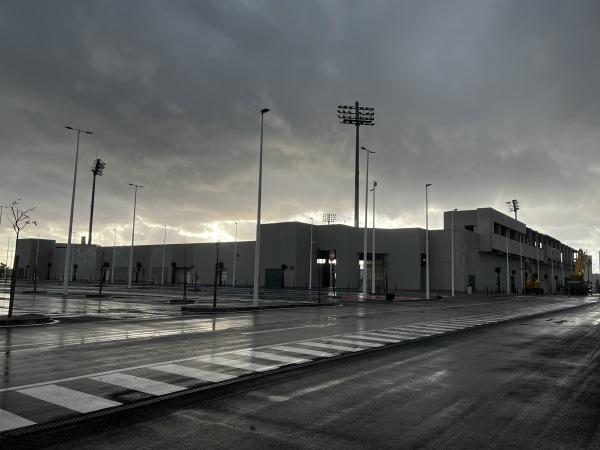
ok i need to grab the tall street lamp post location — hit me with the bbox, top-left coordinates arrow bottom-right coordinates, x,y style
128,183 -> 144,289
451,208 -> 457,297
337,102 -> 375,228
34,234 -> 40,293
520,236 -> 523,293
506,230 -> 510,294
4,237 -> 7,283
426,184 -> 432,300
111,229 -> 116,283
62,125 -> 93,295
361,146 -> 375,299
309,218 -> 313,290
233,222 -> 237,287
535,232 -> 544,295
253,108 -> 270,306
161,225 -> 166,285
5,237 -> 9,284
371,181 -> 377,294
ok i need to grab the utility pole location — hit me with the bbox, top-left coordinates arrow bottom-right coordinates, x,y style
88,157 -> 105,245
337,102 -> 375,228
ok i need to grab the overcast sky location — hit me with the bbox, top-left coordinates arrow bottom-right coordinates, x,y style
1,0 -> 599,262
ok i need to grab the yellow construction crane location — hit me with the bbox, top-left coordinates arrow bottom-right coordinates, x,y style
566,249 -> 589,295
524,258 -> 542,294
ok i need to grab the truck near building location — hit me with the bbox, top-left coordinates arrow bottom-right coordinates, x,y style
565,249 -> 589,295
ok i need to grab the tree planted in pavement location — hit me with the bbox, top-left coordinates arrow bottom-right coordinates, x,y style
6,200 -> 37,318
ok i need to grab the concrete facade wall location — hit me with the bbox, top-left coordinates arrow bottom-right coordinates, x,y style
13,207 -> 592,293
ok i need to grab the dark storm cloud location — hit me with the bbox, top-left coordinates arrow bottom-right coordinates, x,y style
1,0 -> 599,258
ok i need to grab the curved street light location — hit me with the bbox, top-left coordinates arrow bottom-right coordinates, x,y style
62,126 -> 93,295
361,146 -> 375,299
128,183 -> 144,288
253,108 -> 270,306
426,184 -> 432,300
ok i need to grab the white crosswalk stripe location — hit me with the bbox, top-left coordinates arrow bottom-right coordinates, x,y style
150,364 -> 236,383
18,385 -> 121,413
354,334 -> 400,343
297,341 -> 363,352
0,409 -> 36,432
195,355 -> 280,372
270,345 -> 338,358
232,350 -> 309,364
361,331 -> 411,340
389,326 -> 445,335
92,373 -> 186,396
327,337 -> 383,347
418,323 -> 463,330
374,329 -> 433,338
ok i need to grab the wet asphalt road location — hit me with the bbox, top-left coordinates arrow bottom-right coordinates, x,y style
1,282 -> 600,447
5,300 -> 600,449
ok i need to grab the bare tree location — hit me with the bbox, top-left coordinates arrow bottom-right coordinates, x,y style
6,200 -> 37,318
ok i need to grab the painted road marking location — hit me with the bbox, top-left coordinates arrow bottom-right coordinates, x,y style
196,356 -> 279,372
150,364 -> 236,383
374,329 -> 433,338
353,334 -> 400,343
270,345 -> 338,358
0,409 -> 36,432
18,385 -> 121,413
233,350 -> 309,364
360,331 -> 410,340
297,342 -> 363,352
417,323 -> 463,330
327,337 -> 383,347
91,373 -> 186,396
388,328 -> 444,336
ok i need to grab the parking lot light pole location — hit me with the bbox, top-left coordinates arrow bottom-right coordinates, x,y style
5,237 -> 9,284
309,218 -> 313,290
128,183 -> 143,289
161,225 -> 166,285
111,229 -> 116,283
426,184 -> 432,300
62,126 -> 93,295
233,222 -> 237,287
361,147 -> 375,299
451,208 -> 457,297
253,108 -> 270,306
371,181 -> 377,294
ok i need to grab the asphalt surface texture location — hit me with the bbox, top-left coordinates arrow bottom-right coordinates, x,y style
1,281 -> 599,448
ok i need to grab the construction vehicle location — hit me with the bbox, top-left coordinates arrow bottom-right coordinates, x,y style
565,249 -> 589,295
524,258 -> 543,294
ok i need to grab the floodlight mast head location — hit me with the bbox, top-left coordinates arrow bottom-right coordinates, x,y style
91,158 -> 106,176
506,199 -> 520,220
322,213 -> 337,225
337,104 -> 375,126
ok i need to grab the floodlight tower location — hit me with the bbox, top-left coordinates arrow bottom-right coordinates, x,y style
88,158 -> 106,245
337,102 -> 375,228
322,213 -> 337,225
506,199 -> 520,220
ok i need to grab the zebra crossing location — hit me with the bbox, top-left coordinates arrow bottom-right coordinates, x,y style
0,301 -> 588,436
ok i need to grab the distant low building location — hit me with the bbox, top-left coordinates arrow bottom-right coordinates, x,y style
12,207 -> 590,294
